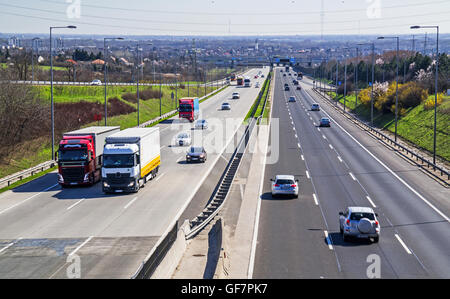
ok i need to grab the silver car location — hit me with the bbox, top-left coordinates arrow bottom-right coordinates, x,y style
271,175 -> 299,198
221,102 -> 231,110
195,119 -> 208,130
176,132 -> 191,146
339,207 -> 380,242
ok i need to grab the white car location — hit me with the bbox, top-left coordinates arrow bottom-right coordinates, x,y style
339,207 -> 380,243
271,175 -> 299,198
176,132 -> 191,146
255,82 -> 260,88
90,79 -> 102,86
232,92 -> 240,99
195,119 -> 208,130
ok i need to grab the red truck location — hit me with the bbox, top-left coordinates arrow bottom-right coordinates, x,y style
179,97 -> 200,122
56,126 -> 120,187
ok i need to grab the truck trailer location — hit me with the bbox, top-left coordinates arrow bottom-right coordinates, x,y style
56,126 -> 120,186
102,128 -> 161,193
179,97 -> 199,122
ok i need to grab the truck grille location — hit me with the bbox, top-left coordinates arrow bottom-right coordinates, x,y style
62,167 -> 84,182
106,173 -> 131,185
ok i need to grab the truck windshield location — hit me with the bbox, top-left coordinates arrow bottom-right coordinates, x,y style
103,154 -> 134,168
179,104 -> 192,112
59,149 -> 88,161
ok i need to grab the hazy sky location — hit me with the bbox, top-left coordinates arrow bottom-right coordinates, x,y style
0,0 -> 449,36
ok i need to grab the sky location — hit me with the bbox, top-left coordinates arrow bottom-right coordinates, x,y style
0,0 -> 449,36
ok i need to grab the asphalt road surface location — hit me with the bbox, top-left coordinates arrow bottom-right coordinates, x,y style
252,68 -> 450,279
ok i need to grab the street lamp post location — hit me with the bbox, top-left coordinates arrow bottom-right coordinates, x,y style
103,37 -> 124,126
378,36 -> 399,142
50,26 -> 76,161
31,37 -> 40,83
411,25 -> 439,166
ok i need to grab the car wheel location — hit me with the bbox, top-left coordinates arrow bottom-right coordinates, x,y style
293,193 -> 298,199
340,227 -> 343,234
373,236 -> 379,243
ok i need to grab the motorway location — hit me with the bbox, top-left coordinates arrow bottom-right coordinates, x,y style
252,68 -> 450,279
0,68 -> 268,278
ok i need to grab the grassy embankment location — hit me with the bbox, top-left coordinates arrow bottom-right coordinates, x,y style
327,91 -> 450,162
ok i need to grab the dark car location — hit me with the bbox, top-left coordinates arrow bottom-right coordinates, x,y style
296,86 -> 301,90
293,80 -> 299,85
284,86 -> 290,91
186,146 -> 207,163
319,117 -> 331,127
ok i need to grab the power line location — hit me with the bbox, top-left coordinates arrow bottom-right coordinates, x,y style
0,9 -> 449,35
36,0 -> 449,16
1,2 -> 448,28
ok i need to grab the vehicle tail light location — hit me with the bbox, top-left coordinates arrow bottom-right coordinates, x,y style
375,221 -> 379,226
274,184 -> 280,187
346,219 -> 350,225
291,184 -> 297,188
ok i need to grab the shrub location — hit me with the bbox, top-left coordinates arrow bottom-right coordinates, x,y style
424,93 -> 444,110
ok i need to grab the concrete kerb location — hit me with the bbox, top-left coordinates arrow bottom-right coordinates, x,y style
150,220 -> 190,279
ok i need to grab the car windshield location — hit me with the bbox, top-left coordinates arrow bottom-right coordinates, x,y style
276,179 -> 295,185
103,154 -> 134,168
178,133 -> 189,138
59,149 -> 88,161
223,103 -> 229,105
190,147 -> 203,153
350,212 -> 375,221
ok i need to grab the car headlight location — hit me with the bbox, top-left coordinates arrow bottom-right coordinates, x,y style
58,174 -> 64,183
103,181 -> 110,187
83,173 -> 90,182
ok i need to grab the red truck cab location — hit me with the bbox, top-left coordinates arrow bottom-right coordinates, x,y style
179,97 -> 200,122
57,136 -> 96,186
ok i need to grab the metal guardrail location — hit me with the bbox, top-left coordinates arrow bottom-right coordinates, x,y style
0,160 -> 56,189
312,87 -> 450,181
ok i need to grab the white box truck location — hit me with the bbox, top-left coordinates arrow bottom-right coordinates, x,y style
102,127 -> 161,193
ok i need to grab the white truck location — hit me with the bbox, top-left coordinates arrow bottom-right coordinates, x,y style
102,127 -> 160,193
244,76 -> 252,87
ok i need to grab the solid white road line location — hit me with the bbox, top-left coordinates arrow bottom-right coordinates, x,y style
366,196 -> 377,208
69,236 -> 93,256
67,198 -> 85,211
395,234 -> 412,255
324,230 -> 333,250
0,183 -> 59,216
124,197 -> 139,209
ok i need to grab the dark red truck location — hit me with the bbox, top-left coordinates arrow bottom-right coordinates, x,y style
56,126 -> 120,186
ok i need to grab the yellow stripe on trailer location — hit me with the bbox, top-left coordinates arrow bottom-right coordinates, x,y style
141,155 -> 161,178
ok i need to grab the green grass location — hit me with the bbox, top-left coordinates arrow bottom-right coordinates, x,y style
0,166 -> 57,195
244,72 -> 272,123
326,91 -> 450,161
0,83 -> 226,179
